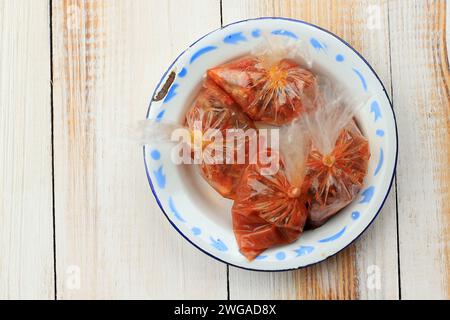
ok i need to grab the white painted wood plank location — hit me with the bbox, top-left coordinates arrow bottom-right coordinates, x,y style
52,0 -> 226,299
0,0 -> 54,299
447,2 -> 449,67
222,0 -> 399,299
389,0 -> 449,299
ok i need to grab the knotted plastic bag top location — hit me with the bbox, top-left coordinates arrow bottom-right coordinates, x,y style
302,81 -> 370,228
185,78 -> 256,199
232,119 -> 311,260
207,37 -> 317,125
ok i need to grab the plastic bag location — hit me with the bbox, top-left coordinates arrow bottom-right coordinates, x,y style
231,120 -> 310,260
185,78 -> 256,199
302,82 -> 370,228
207,38 -> 317,125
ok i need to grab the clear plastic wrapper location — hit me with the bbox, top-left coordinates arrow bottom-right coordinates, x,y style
185,78 -> 256,199
231,120 -> 310,260
302,81 -> 371,228
207,38 -> 317,125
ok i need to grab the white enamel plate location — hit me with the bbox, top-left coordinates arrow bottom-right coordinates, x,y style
143,18 -> 398,271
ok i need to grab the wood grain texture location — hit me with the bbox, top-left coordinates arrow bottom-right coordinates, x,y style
51,0 -> 226,299
222,0 -> 399,300
0,0 -> 54,299
389,0 -> 449,299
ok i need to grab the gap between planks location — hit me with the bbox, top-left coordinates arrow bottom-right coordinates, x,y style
48,0 -> 58,301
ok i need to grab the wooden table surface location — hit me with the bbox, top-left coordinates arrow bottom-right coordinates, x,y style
0,0 -> 448,300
